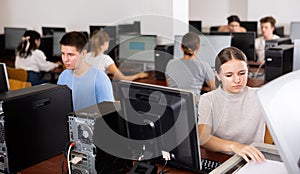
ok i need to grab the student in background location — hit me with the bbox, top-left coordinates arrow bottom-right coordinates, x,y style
85,30 -> 148,81
198,47 -> 265,163
15,30 -> 62,85
218,15 -> 247,32
255,16 -> 280,63
165,32 -> 216,111
57,31 -> 114,111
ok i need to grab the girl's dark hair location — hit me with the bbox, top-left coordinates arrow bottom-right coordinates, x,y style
227,15 -> 241,25
181,32 -> 200,56
16,30 -> 41,58
215,46 -> 247,73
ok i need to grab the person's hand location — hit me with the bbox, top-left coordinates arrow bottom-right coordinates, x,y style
137,72 -> 149,79
55,61 -> 63,67
230,143 -> 265,163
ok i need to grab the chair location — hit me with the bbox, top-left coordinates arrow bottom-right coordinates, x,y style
264,126 -> 274,144
8,79 -> 31,90
6,66 -> 28,81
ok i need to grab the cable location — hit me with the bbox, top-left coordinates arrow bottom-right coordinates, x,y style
67,142 -> 76,174
254,61 -> 265,79
159,160 -> 168,174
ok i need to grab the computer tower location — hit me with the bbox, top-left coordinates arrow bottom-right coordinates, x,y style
154,44 -> 174,81
68,102 -> 131,174
265,44 -> 294,82
0,84 -> 72,173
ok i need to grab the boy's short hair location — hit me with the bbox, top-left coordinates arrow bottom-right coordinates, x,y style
60,31 -> 88,52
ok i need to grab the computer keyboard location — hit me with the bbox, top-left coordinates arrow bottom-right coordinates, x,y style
201,158 -> 222,173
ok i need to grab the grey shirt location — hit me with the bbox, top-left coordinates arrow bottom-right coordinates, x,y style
198,86 -> 265,146
165,58 -> 214,97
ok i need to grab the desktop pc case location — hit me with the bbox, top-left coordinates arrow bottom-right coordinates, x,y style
265,44 -> 294,82
154,44 -> 174,80
0,84 -> 72,173
68,101 -> 132,174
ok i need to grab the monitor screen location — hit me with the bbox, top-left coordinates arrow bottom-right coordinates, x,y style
257,70 -> 300,174
293,39 -> 300,71
52,31 -> 65,57
118,80 -> 201,172
118,22 -> 140,35
290,22 -> 300,43
118,35 -> 157,62
240,21 -> 258,34
174,34 -> 231,68
41,26 -> 66,36
4,27 -> 27,50
0,63 -> 10,93
189,20 -> 202,34
230,32 -> 256,61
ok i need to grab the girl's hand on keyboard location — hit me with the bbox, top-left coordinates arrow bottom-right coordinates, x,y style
230,143 -> 265,163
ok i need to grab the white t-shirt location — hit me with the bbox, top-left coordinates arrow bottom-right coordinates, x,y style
15,49 -> 58,72
198,86 -> 265,146
85,53 -> 114,73
255,35 -> 280,62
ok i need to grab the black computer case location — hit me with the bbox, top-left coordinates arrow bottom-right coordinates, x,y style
154,44 -> 174,81
265,44 -> 294,82
0,84 -> 72,173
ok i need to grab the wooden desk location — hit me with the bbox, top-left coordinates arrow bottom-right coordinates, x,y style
135,70 -> 265,89
20,149 -> 231,174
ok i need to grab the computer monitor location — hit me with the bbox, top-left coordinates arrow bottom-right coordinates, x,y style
118,80 -> 201,172
0,84 -> 73,173
118,34 -> 157,62
240,21 -> 258,34
257,70 -> 300,174
274,26 -> 285,37
41,26 -> 66,36
0,63 -> 10,93
189,20 -> 202,34
174,34 -> 231,68
290,21 -> 300,43
4,27 -> 26,50
230,32 -> 256,61
52,31 -> 65,57
118,22 -> 141,35
293,39 -> 300,71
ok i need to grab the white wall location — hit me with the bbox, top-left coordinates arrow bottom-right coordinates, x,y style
1,0 -> 300,35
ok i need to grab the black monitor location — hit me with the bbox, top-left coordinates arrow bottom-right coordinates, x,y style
118,80 -> 201,172
274,26 -> 285,37
118,22 -> 140,35
189,20 -> 202,34
4,27 -> 27,50
41,26 -> 66,36
240,21 -> 258,34
265,37 -> 292,50
0,63 -> 10,93
231,32 -> 256,61
210,32 -> 256,61
52,31 -> 65,57
0,84 -> 73,173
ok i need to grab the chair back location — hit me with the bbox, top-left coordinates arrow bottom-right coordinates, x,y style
6,66 -> 28,81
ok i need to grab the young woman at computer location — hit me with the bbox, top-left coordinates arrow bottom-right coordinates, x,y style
15,30 -> 62,85
218,15 -> 247,33
85,30 -> 148,81
198,47 -> 265,163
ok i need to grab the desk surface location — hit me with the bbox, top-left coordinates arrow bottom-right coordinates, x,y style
19,149 -> 231,174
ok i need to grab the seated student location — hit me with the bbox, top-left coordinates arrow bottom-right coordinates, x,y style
218,15 -> 247,32
57,31 -> 114,111
85,30 -> 148,81
255,16 -> 280,63
15,30 -> 62,85
198,47 -> 265,163
165,32 -> 216,111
